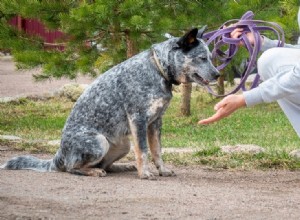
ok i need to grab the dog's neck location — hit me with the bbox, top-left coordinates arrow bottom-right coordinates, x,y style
151,49 -> 179,85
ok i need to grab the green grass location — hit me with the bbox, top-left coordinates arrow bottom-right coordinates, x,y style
0,98 -> 72,140
0,90 -> 299,170
162,90 -> 300,153
162,149 -> 300,170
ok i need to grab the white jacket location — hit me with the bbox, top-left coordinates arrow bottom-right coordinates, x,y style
243,36 -> 300,106
244,6 -> 300,107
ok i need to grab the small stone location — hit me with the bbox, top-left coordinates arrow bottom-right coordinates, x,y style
162,148 -> 195,154
221,144 -> 265,155
47,140 -> 61,146
55,83 -> 89,101
0,146 -> 11,151
0,135 -> 22,141
0,97 -> 19,103
289,149 -> 300,160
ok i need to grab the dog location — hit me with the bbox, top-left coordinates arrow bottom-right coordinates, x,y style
1,28 -> 219,179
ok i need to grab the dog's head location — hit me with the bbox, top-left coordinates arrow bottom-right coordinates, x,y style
152,27 -> 219,86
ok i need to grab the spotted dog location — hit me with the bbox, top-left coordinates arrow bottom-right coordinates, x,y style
1,28 -> 219,179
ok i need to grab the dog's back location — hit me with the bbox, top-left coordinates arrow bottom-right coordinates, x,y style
63,49 -> 172,142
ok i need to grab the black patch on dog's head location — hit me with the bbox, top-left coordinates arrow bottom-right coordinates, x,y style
176,28 -> 199,52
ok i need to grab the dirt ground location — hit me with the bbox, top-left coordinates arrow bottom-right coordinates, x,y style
1,57 -> 300,219
0,57 -> 93,98
1,150 -> 300,220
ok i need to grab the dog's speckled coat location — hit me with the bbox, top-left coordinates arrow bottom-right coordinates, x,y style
1,28 -> 219,179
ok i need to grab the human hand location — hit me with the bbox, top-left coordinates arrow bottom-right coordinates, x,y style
198,94 -> 246,125
230,27 -> 256,46
224,24 -> 263,46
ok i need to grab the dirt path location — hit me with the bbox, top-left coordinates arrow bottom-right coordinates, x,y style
0,57 -> 93,98
1,58 -> 300,219
1,150 -> 300,220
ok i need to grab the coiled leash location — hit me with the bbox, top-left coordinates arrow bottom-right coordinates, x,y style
202,11 -> 285,97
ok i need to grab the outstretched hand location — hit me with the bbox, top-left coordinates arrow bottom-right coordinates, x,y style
198,94 -> 246,125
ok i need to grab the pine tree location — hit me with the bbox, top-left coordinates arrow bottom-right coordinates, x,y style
0,1 -> 298,115
0,0 -> 224,79
0,0 -> 226,116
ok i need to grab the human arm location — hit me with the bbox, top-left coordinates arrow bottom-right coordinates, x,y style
244,61 -> 300,106
199,27 -> 300,125
230,26 -> 300,105
261,36 -> 300,51
199,54 -> 300,125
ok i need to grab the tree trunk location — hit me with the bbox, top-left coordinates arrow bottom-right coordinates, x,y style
180,83 -> 192,116
125,30 -> 137,58
217,74 -> 225,95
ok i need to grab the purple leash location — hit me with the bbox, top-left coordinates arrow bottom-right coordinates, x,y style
202,11 -> 285,97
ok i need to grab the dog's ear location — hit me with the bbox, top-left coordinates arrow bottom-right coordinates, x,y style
176,28 -> 199,52
197,25 -> 207,39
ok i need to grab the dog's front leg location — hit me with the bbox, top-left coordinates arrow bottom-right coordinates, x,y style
148,118 -> 176,177
128,115 -> 155,180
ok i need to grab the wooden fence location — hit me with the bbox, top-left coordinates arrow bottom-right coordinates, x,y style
9,16 -> 65,50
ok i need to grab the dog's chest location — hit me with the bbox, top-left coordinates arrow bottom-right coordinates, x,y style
146,97 -> 170,122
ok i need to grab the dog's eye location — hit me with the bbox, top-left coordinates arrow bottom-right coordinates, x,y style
199,57 -> 207,61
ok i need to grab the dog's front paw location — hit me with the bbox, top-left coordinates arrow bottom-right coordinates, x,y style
159,168 -> 176,177
139,171 -> 157,180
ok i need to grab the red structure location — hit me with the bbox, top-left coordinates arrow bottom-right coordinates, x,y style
10,16 -> 65,50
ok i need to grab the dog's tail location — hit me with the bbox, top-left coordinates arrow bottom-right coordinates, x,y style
0,155 -> 56,172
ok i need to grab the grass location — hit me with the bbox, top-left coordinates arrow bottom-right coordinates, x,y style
0,89 -> 300,170
163,149 -> 300,170
162,89 -> 299,153
0,97 -> 72,140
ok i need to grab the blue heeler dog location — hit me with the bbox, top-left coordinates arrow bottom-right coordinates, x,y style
1,28 -> 219,179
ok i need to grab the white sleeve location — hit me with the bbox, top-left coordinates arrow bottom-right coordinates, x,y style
261,36 -> 300,51
244,62 -> 300,106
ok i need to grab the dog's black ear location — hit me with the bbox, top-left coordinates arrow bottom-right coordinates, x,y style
176,28 -> 199,52
197,25 -> 207,39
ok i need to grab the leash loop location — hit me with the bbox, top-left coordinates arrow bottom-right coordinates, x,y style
202,11 -> 285,97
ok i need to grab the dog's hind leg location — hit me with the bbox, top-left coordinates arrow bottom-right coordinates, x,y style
63,132 -> 110,177
98,136 -> 136,173
148,118 -> 175,177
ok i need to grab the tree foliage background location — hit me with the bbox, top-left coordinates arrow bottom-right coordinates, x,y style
0,0 -> 298,80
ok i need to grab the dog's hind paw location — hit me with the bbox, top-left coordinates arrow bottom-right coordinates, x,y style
92,168 -> 107,177
106,164 -> 137,173
69,168 -> 107,177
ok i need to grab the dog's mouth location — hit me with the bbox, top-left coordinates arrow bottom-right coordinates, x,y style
192,73 -> 209,86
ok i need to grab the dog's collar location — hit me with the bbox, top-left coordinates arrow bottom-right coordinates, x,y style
152,49 -> 169,81
151,49 -> 179,85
